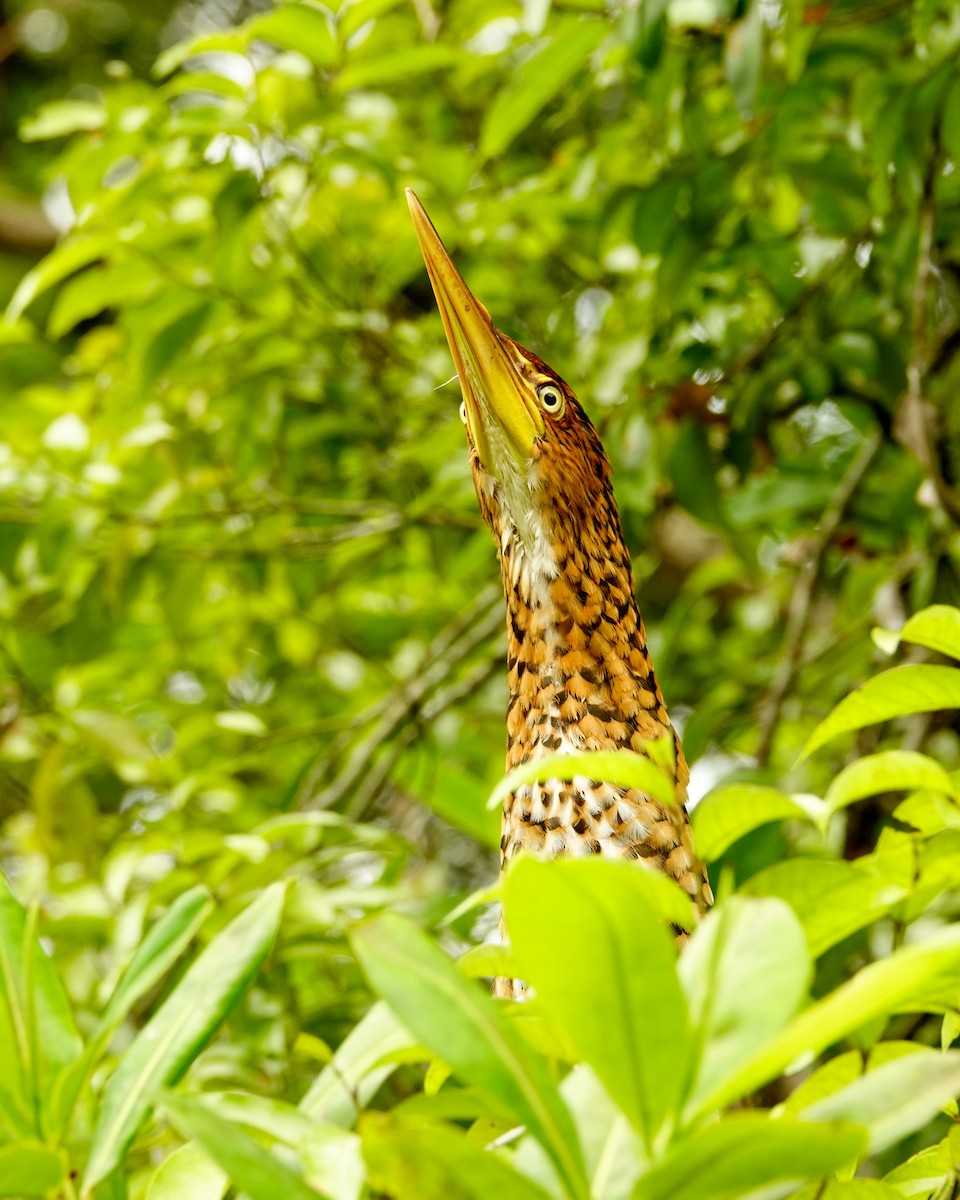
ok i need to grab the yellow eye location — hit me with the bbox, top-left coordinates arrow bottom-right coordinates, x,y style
536,382 -> 564,414
459,401 -> 467,425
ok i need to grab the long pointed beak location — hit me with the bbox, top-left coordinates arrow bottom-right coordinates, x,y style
406,189 -> 544,469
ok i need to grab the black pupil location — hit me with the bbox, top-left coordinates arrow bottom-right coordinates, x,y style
543,390 -> 558,406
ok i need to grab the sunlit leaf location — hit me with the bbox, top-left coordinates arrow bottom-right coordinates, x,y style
801,1050 -> 960,1155
160,1091 -> 322,1200
801,666 -> 960,759
633,1113 -> 865,1200
361,1112 -> 552,1200
504,857 -> 690,1145
699,925 -> 960,1111
479,20 -> 606,158
879,605 -> 960,661
741,858 -> 906,957
245,4 -> 337,67
487,749 -> 676,813
299,1001 -> 415,1126
145,1141 -> 227,1200
681,898 -> 809,1118
825,750 -> 956,816
691,784 -> 818,859
350,913 -> 588,1200
19,101 -> 105,142
82,885 -> 286,1192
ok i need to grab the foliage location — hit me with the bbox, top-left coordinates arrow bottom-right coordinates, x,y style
1,0 -> 960,1196
2,612 -> 960,1196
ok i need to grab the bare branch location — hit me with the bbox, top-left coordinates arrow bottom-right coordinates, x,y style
755,428 -> 883,767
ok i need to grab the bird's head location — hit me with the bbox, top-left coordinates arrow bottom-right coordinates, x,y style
407,190 -> 615,588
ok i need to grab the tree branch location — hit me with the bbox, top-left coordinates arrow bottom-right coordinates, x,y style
755,428 -> 884,766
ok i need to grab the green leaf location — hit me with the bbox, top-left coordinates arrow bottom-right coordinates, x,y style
0,877 -> 82,1138
741,858 -> 906,957
152,31 -> 246,77
159,1091 -> 322,1200
883,605 -> 960,661
82,884 -> 286,1193
479,21 -> 606,159
691,784 -> 818,859
19,100 -> 105,141
299,1001 -> 415,1126
801,665 -> 960,759
681,898 -> 809,1118
883,1135 -> 955,1197
198,1090 -> 316,1145
350,913 -> 588,1200
723,0 -> 763,119
361,1112 -> 553,1200
802,1049 -> 960,1154
145,1141 -> 227,1200
5,233 -> 114,323
503,857 -> 690,1146
245,4 -> 336,67
299,1124 -> 365,1200
825,750 -> 956,816
699,924 -> 960,1111
487,749 -> 676,813
97,887 -> 214,1048
0,1141 -> 66,1196
52,887 -> 213,1138
559,1065 -> 644,1200
336,44 -> 461,92
795,1183 -> 905,1199
633,1113 -> 865,1200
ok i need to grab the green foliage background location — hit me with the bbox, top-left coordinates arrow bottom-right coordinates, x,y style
2,0 -> 960,1196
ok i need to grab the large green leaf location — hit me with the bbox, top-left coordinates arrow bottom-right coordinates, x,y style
299,1001 -> 415,1126
633,1113 -> 865,1200
5,233 -> 114,322
801,1050 -> 960,1154
159,1091 -> 322,1200
361,1112 -> 553,1200
350,913 -> 588,1200
877,605 -> 960,661
0,1141 -> 66,1197
503,857 -> 690,1147
244,4 -> 336,67
825,751 -> 956,816
145,1141 -> 227,1200
479,20 -> 606,158
0,877 -> 82,1138
559,1065 -> 644,1200
691,784 -> 818,859
82,884 -> 286,1193
680,897 -> 809,1118
487,749 -> 676,814
741,859 -> 906,957
802,666 -> 960,759
53,886 -> 213,1137
698,925 -> 960,1110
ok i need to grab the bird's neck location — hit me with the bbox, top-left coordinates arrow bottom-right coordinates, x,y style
500,506 -> 679,778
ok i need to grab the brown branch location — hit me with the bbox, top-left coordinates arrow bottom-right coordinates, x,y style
343,653 -> 501,821
755,428 -> 884,766
301,585 -> 503,811
893,139 -> 960,524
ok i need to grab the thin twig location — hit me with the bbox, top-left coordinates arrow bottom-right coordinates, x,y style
893,133 -> 960,524
302,586 -> 503,810
755,428 -> 883,766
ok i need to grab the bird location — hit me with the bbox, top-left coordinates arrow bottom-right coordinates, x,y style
406,191 -> 712,992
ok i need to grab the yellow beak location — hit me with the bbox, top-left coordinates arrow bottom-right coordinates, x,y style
406,189 -> 544,469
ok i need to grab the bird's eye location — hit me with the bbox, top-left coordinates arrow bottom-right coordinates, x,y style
459,401 -> 467,425
536,383 -> 564,414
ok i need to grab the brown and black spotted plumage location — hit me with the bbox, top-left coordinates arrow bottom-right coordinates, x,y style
407,192 -> 712,990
